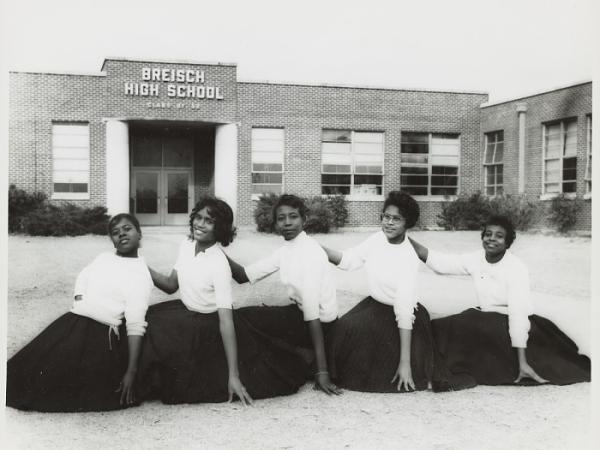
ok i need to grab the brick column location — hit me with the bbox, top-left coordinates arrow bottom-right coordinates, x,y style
516,103 -> 527,194
214,123 -> 238,220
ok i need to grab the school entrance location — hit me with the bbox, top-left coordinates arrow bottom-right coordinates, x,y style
129,122 -> 215,226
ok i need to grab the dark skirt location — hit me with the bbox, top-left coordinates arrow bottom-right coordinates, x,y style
431,308 -> 591,386
235,304 -> 336,378
6,312 -> 130,412
137,300 -> 306,404
327,297 -> 436,393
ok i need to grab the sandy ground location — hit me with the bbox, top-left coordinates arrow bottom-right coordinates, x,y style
4,229 -> 593,449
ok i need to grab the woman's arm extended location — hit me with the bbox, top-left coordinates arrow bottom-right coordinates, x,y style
218,308 -> 253,406
117,335 -> 143,406
148,267 -> 179,294
320,245 -> 343,266
391,328 -> 416,392
307,319 -> 341,395
407,237 -> 428,263
223,254 -> 250,284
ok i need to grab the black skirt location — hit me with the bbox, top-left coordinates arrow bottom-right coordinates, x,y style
235,303 -> 339,380
6,312 -> 130,412
137,300 -> 306,404
431,308 -> 591,386
327,297 -> 436,393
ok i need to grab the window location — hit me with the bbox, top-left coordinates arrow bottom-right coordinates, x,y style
321,130 -> 384,196
52,123 -> 90,198
585,115 -> 592,194
483,131 -> 504,196
400,132 -> 460,196
251,128 -> 284,195
543,119 -> 577,194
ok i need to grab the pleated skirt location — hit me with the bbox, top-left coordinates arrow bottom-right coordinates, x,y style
6,312 -> 130,412
431,308 -> 591,386
138,300 -> 307,404
327,297 -> 437,393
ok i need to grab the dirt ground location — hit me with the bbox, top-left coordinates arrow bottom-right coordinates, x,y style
4,229 -> 593,449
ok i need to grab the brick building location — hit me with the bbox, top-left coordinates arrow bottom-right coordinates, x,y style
8,58 -> 593,230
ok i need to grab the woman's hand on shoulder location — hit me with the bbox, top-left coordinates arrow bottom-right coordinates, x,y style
392,361 -> 416,392
228,375 -> 254,406
314,371 -> 342,395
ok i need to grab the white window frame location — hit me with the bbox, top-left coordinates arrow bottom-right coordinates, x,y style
400,132 -> 461,198
541,119 -> 577,198
321,130 -> 385,200
51,122 -> 90,200
250,127 -> 285,199
585,115 -> 592,198
483,130 -> 504,197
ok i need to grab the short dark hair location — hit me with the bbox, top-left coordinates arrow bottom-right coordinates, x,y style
108,213 -> 141,235
188,196 -> 236,247
481,215 -> 516,248
382,191 -> 420,228
272,194 -> 308,223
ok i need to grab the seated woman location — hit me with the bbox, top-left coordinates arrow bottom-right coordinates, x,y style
139,196 -> 305,405
320,191 -> 450,393
409,214 -> 590,386
7,213 -> 153,412
227,194 -> 341,395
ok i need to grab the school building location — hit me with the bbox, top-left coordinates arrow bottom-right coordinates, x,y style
8,58 -> 593,230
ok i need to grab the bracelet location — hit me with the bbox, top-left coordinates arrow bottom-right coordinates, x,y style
315,370 -> 329,376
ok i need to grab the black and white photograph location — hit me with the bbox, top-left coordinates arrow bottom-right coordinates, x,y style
1,0 -> 597,448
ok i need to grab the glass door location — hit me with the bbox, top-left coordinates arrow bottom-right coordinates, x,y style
132,170 -> 162,225
164,170 -> 192,225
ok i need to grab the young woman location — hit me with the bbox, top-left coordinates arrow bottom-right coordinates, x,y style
139,196 -> 305,405
227,194 -> 341,395
321,191 -> 455,393
6,213 -> 153,412
409,214 -> 591,386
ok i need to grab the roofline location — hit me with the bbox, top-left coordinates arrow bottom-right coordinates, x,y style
9,69 -> 106,77
481,80 -> 592,108
101,57 -> 237,71
238,79 -> 488,96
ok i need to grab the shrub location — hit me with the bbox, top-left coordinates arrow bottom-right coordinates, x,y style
437,192 -> 490,230
8,184 -> 110,236
548,194 -> 582,233
437,192 -> 538,231
253,193 -> 348,234
488,195 -> 538,231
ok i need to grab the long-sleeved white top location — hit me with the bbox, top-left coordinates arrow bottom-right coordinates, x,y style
245,231 -> 338,323
71,252 -> 152,336
338,231 -> 419,330
426,249 -> 532,348
174,239 -> 233,313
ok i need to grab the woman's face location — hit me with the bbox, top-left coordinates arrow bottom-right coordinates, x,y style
192,207 -> 217,245
275,205 -> 305,241
110,218 -> 141,257
381,205 -> 407,244
481,224 -> 508,258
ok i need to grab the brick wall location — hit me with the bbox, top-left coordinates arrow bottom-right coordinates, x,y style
480,82 -> 592,230
237,82 -> 487,227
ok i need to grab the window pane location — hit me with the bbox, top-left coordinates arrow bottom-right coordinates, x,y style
322,142 -> 351,154
322,164 -> 351,173
401,153 -> 428,164
494,144 -> 503,163
354,142 -> 383,154
252,173 -> 283,184
322,130 -> 351,142
354,174 -> 383,185
252,163 -> 283,172
53,183 -> 88,193
496,171 -> 503,184
132,136 -> 162,167
430,155 -> 458,166
431,187 -> 458,195
252,128 -> 284,140
402,132 -> 429,144
354,132 -> 383,144
402,166 -> 428,175
402,186 -> 428,195
431,175 -> 458,187
53,170 -> 88,183
431,166 -> 458,175
53,159 -> 89,171
485,144 -> 495,164
486,186 -> 495,196
322,185 -> 351,195
486,169 -> 496,186
563,182 -> 577,193
401,143 -> 429,154
401,175 -> 429,186
322,174 -> 351,185
253,150 -> 284,164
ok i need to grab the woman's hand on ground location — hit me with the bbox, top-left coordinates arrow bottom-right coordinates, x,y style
116,370 -> 137,406
228,375 -> 254,406
391,361 -> 416,392
515,361 -> 549,384
314,372 -> 342,395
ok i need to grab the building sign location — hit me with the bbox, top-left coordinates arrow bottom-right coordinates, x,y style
124,67 -> 224,100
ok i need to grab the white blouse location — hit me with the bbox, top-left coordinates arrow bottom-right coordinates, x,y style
426,249 -> 532,348
71,252 -> 152,336
245,231 -> 338,323
338,231 -> 420,330
174,239 -> 233,313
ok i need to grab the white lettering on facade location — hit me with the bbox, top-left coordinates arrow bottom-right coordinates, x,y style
131,67 -> 224,100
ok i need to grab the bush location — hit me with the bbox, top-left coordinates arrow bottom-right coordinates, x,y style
437,192 -> 489,230
548,194 -> 582,233
8,184 -> 110,236
253,193 -> 348,234
437,192 -> 538,231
